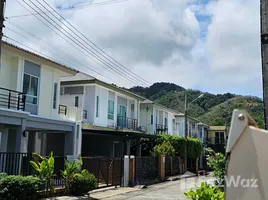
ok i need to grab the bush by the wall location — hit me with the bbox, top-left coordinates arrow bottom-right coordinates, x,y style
155,135 -> 202,160
187,137 -> 202,160
70,170 -> 97,196
153,141 -> 176,157
0,175 -> 45,200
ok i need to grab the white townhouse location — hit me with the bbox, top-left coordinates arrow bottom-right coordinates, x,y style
0,41 -> 81,163
139,100 -> 183,135
139,100 -> 209,142
59,72 -> 148,157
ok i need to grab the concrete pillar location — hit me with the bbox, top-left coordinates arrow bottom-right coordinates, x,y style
123,155 -> 130,187
158,154 -> 165,180
0,126 -> 8,152
15,119 -> 27,152
65,124 -> 78,156
33,132 -> 42,154
76,123 -> 82,155
41,133 -> 47,156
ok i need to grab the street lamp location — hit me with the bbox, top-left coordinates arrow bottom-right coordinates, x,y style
184,92 -> 204,172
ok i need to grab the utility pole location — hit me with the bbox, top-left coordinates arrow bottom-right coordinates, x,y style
184,91 -> 188,172
261,0 -> 268,130
0,0 -> 5,68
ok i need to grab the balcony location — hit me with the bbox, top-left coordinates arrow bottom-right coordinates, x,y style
205,137 -> 227,145
155,124 -> 168,135
58,105 -> 67,115
117,116 -> 138,130
0,87 -> 26,111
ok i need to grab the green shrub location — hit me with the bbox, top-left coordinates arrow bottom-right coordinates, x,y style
153,141 -> 176,157
70,170 -> 97,196
187,137 -> 202,159
184,182 -> 224,200
0,173 -> 7,181
207,152 -> 226,185
0,175 -> 45,200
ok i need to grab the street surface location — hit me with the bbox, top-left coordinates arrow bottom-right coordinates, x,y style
104,176 -> 214,200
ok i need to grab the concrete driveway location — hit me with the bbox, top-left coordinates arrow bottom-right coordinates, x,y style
103,176 -> 214,200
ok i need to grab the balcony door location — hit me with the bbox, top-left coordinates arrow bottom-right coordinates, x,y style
215,131 -> 225,144
117,105 -> 126,128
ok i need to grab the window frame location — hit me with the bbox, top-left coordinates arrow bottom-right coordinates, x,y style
75,96 -> 79,107
96,96 -> 99,118
107,100 -> 114,120
53,82 -> 57,109
23,73 -> 39,105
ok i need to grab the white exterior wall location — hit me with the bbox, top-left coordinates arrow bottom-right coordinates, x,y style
0,54 -> 19,90
60,84 -> 140,128
0,50 -> 71,120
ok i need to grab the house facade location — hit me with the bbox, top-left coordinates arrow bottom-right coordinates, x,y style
206,125 -> 229,153
139,100 -> 181,135
0,42 -> 80,158
59,73 -> 149,157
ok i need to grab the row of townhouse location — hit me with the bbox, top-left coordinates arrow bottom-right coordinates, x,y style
0,41 -> 209,160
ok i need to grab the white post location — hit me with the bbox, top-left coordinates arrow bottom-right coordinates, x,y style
123,155 -> 130,187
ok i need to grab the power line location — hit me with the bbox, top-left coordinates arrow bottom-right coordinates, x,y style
6,0 -> 130,19
39,0 -> 152,86
21,0 -> 149,87
4,24 -> 116,84
15,0 -> 139,87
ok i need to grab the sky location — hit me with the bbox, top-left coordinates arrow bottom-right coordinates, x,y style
4,0 -> 262,97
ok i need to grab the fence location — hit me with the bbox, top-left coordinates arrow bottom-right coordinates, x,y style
82,156 -> 123,188
0,152 -> 33,175
134,156 -> 158,184
165,156 -> 182,177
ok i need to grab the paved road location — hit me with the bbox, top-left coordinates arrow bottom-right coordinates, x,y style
104,176 -> 214,200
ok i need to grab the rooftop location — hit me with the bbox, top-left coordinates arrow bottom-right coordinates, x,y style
2,41 -> 78,75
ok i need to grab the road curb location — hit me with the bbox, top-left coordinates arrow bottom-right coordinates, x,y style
167,175 -> 197,181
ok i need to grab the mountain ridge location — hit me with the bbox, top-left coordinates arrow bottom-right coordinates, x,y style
127,82 -> 264,128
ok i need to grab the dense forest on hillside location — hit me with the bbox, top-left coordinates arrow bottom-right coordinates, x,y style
127,82 -> 264,128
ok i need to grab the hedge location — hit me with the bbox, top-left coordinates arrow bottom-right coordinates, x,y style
0,175 -> 45,200
155,135 -> 202,160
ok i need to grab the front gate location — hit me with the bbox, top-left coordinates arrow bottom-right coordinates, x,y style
82,157 -> 123,188
165,156 -> 181,176
135,156 -> 158,184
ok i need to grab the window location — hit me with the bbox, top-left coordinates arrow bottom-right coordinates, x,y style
151,115 -> 153,125
172,119 -> 176,130
53,83 -> 57,109
215,131 -> 225,144
108,100 -> 114,120
164,117 -> 168,127
23,73 -> 39,104
96,96 -> 99,117
75,96 -> 79,107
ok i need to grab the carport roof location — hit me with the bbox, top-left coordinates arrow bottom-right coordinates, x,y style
82,124 -> 157,139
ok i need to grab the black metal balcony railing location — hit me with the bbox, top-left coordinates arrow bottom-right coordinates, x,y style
83,110 -> 87,119
0,87 -> 26,111
205,137 -> 227,144
155,124 -> 168,135
58,105 -> 67,115
117,116 -> 138,130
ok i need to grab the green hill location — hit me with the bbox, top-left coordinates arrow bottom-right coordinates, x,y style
128,83 -> 264,128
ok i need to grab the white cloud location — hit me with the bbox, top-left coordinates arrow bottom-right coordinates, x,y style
3,0 -> 262,97
204,0 -> 262,96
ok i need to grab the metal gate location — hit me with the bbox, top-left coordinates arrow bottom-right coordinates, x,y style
82,157 -> 123,188
135,156 -> 158,184
165,156 -> 181,176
